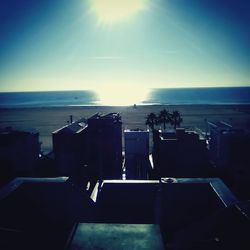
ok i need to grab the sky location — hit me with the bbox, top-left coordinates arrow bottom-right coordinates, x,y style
0,0 -> 250,92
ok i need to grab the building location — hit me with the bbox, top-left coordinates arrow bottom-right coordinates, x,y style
208,121 -> 250,199
153,128 -> 211,178
81,178 -> 249,250
87,113 -> 122,180
52,113 -> 122,182
0,127 -> 40,182
52,117 -> 88,176
208,121 -> 250,169
124,129 -> 151,179
1,177 -> 249,249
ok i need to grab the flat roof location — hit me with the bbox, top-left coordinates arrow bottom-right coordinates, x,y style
67,223 -> 164,250
98,178 -> 237,208
0,177 -> 243,249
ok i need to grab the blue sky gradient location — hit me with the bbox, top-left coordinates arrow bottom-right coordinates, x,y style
0,0 -> 249,91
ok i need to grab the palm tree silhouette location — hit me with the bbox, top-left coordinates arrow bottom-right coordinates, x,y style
171,110 -> 183,129
145,112 -> 158,131
158,109 -> 171,130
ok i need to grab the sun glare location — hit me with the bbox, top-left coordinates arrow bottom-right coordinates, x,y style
89,0 -> 149,25
95,84 -> 149,106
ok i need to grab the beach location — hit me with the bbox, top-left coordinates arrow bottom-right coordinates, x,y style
1,104 -> 250,153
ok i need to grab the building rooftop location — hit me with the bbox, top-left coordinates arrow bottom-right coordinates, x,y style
0,177 -> 249,250
52,118 -> 87,134
53,112 -> 122,136
209,121 -> 250,136
160,128 -> 202,141
88,113 -> 121,123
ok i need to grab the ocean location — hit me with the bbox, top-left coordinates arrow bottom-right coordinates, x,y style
0,87 -> 249,107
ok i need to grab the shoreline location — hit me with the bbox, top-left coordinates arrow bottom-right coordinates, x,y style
1,103 -> 250,109
1,104 -> 250,153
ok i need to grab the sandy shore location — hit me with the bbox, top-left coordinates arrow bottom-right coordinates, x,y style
1,105 -> 250,153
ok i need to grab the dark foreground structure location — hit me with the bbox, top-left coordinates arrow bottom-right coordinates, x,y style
0,177 -> 249,250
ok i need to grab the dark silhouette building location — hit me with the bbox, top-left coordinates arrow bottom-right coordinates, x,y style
153,128 -> 211,178
208,121 -> 250,199
87,113 -> 122,180
53,113 -> 123,181
52,117 -> 88,176
209,121 -> 250,169
0,127 -> 40,183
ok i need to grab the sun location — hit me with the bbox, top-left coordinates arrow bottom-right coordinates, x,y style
89,0 -> 149,25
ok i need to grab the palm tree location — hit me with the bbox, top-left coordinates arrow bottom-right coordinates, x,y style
171,110 -> 183,129
158,109 -> 171,130
145,112 -> 158,131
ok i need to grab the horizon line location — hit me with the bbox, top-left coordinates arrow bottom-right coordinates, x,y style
1,85 -> 250,93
